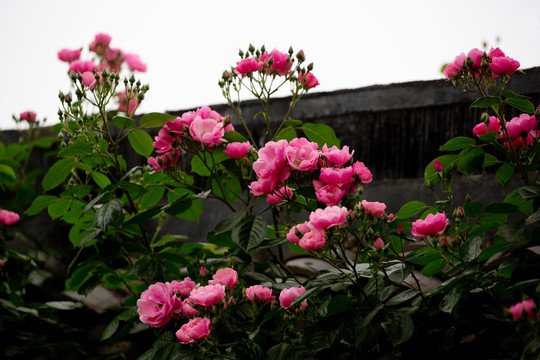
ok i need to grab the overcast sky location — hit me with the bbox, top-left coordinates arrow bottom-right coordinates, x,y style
1,0 -> 540,130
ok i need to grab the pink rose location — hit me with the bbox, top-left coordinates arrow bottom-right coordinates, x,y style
313,181 -> 345,206
81,71 -> 97,89
353,161 -> 373,183
189,284 -> 226,307
208,267 -> 238,290
373,237 -> 384,250
249,176 -> 282,196
181,298 -> 200,317
319,166 -> 354,187
443,63 -> 460,79
57,48 -> 81,62
453,52 -> 467,70
19,111 -> 37,122
147,149 -> 180,172
321,144 -> 354,167
473,116 -> 501,137
360,200 -> 386,218
279,286 -> 307,312
153,127 -> 180,153
260,50 -> 292,76
309,205 -> 348,230
200,266 -> 209,276
433,160 -> 444,172
224,141 -> 252,159
488,47 -> 505,59
489,56 -> 520,75
245,285 -> 275,303
505,114 -> 537,139
234,58 -> 263,75
298,72 -> 320,89
171,277 -> 198,298
299,228 -> 326,251
250,140 -> 291,195
69,60 -> 96,74
89,33 -> 112,55
267,186 -> 293,205
411,212 -> 448,237
509,299 -> 538,321
0,210 -> 20,226
285,137 -> 320,171
176,317 -> 211,344
189,117 -> 226,146
125,53 -> 147,72
286,221 -> 310,244
137,282 -> 182,328
467,48 -> 484,70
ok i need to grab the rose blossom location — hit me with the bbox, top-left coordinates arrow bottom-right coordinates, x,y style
489,56 -> 520,75
467,48 -> 484,70
0,210 -> 20,226
89,33 -> 112,55
153,127 -> 181,153
309,205 -> 348,230
298,72 -> 320,89
189,284 -> 226,307
505,114 -> 537,139
260,50 -> 291,76
509,299 -> 538,321
234,58 -> 263,75
472,116 -> 501,137
118,89 -> 140,115
267,186 -> 293,205
299,228 -> 326,251
250,140 -> 290,195
208,267 -> 238,290
453,52 -> 467,70
171,277 -> 198,298
285,137 -> 320,171
20,111 -> 37,122
353,161 -> 373,183
314,181 -> 346,206
137,282 -> 182,328
181,298 -> 200,317
411,212 -> 449,237
319,166 -> 354,187
360,200 -> 386,218
373,238 -> 384,250
81,71 -> 98,89
245,285 -> 275,303
57,48 -> 81,62
488,47 -> 505,59
224,141 -> 252,159
320,144 -> 353,167
443,63 -> 460,79
279,286 -> 308,312
147,149 -> 180,172
69,60 -> 96,73
286,221 -> 310,244
176,317 -> 211,344
125,53 -> 147,72
189,117 -> 226,146
433,160 -> 444,172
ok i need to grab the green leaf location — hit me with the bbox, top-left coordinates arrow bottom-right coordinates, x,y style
93,198 -> 123,231
501,89 -> 525,99
424,154 -> 458,183
190,150 -> 229,176
421,258 -> 446,277
231,215 -> 267,252
100,317 -> 120,341
478,132 -> 497,143
140,186 -> 165,208
303,122 -> 340,148
463,236 -> 483,262
457,147 -> 484,176
42,158 -> 76,191
520,186 -> 540,200
0,164 -> 16,183
266,343 -> 292,360
92,172 -> 111,189
506,97 -> 536,113
386,289 -> 419,306
26,195 -> 58,215
57,142 -> 92,158
48,197 -> 71,219
485,202 -> 518,214
284,118 -> 303,127
214,207 -> 249,234
395,201 -> 427,219
381,312 -> 414,346
275,127 -> 297,141
223,130 -> 247,143
469,96 -> 502,109
33,136 -> 57,148
139,112 -> 176,128
496,163 -> 514,185
44,301 -> 83,310
211,174 -> 241,206
128,129 -> 154,157
440,285 -> 462,314
463,202 -> 483,218
483,153 -> 498,167
439,136 -> 476,151
112,115 -> 135,130
327,294 -> 353,314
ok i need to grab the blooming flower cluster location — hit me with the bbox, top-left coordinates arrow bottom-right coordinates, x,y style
137,267 -> 308,345
443,47 -> 520,79
508,299 -> 538,321
471,113 -> 538,149
147,106 -> 240,172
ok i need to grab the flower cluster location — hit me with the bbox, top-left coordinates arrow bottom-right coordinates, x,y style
508,299 -> 538,321
148,106 -> 241,172
443,47 -> 520,79
472,113 -> 538,149
137,267 -> 308,345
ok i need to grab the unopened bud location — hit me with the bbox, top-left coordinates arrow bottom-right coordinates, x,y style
307,63 -> 314,71
434,160 -> 444,172
129,74 -> 136,85
480,112 -> 490,123
296,50 -> 305,62
288,46 -> 294,56
238,49 -> 244,58
453,206 -> 464,218
465,193 -> 472,203
248,44 -> 255,53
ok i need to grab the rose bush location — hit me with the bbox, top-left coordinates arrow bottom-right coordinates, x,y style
0,39 -> 535,359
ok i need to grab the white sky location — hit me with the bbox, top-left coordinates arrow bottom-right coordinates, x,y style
1,0 -> 540,130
